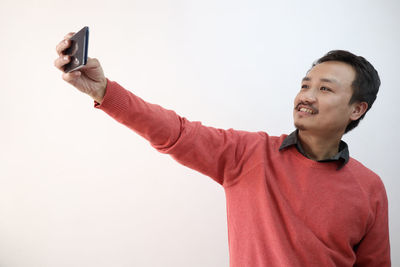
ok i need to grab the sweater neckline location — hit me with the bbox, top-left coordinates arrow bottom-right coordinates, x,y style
285,145 -> 341,171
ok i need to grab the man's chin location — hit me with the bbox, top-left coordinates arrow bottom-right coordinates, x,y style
294,122 -> 306,131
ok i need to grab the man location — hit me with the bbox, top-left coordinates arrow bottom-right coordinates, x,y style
54,32 -> 391,266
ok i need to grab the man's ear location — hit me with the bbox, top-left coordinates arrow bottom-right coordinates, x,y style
350,101 -> 368,121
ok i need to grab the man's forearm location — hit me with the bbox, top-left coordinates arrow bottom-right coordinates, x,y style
95,79 -> 182,148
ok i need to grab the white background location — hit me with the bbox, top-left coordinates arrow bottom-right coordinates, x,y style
0,0 -> 399,266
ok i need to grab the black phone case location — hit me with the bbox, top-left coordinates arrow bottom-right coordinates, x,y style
63,26 -> 89,73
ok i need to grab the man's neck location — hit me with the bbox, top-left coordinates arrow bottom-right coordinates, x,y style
297,130 -> 344,161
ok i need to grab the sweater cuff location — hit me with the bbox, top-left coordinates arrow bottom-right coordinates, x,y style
94,78 -> 128,115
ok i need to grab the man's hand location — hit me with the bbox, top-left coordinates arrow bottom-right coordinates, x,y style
54,32 -> 107,104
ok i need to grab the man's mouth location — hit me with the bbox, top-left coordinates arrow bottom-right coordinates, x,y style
296,104 -> 318,115
299,107 -> 314,114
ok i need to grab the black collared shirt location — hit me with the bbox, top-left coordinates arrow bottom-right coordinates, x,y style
279,130 -> 349,170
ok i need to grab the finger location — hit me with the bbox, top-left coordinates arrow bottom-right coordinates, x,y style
56,32 -> 75,55
64,32 -> 75,39
56,39 -> 71,55
54,55 -> 71,70
62,70 -> 81,83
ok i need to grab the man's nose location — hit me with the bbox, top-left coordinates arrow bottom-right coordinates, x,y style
300,88 -> 317,103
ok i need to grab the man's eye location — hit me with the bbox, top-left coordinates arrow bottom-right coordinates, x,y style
320,86 -> 331,91
301,84 -> 309,89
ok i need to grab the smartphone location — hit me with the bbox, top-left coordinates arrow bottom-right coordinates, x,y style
63,26 -> 89,73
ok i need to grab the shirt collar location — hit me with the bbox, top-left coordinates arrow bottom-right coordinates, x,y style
279,130 -> 349,170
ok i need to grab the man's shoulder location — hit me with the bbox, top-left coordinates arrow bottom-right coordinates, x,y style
228,130 -> 288,159
250,131 -> 288,149
234,129 -> 287,143
346,157 -> 386,194
347,157 -> 379,178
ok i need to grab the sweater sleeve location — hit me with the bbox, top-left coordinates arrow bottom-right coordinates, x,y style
354,181 -> 391,267
94,79 -> 259,186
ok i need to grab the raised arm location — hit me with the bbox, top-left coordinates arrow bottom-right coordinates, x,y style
54,33 -> 262,187
94,80 -> 263,186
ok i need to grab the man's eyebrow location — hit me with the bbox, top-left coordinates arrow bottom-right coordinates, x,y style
302,77 -> 340,85
320,78 -> 340,85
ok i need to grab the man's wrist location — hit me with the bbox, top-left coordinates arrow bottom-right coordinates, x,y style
92,78 -> 108,104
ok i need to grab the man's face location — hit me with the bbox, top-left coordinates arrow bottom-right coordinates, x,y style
293,61 -> 357,135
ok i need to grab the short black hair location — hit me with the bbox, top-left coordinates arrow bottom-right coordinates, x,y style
312,50 -> 380,133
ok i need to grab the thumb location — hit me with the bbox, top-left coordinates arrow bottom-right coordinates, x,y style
81,57 -> 101,70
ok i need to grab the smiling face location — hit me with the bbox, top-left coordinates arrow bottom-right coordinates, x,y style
293,61 -> 365,136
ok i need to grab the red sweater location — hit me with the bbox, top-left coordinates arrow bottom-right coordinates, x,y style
95,80 -> 391,267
